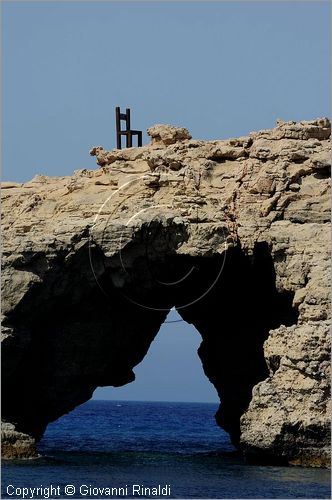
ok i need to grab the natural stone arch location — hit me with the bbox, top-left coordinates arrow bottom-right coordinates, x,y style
2,119 -> 330,466
2,228 -> 297,453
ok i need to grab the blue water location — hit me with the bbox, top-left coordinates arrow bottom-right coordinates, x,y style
2,401 -> 330,499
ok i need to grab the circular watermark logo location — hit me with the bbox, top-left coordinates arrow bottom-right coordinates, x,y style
88,172 -> 231,312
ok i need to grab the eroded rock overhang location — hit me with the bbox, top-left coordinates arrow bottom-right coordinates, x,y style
1,118 -> 330,466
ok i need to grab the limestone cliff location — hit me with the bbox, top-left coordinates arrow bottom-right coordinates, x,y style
1,118 -> 330,466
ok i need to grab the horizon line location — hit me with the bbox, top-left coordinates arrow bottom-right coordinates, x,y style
91,398 -> 219,404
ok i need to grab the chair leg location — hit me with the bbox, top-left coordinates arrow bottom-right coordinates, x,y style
138,131 -> 142,147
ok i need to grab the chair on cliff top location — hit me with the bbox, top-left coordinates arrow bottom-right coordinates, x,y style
115,107 -> 142,149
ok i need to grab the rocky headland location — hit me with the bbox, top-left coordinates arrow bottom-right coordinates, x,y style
1,118 -> 330,466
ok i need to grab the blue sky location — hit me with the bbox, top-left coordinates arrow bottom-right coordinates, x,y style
94,309 -> 219,403
2,1 -> 330,402
3,1 -> 330,183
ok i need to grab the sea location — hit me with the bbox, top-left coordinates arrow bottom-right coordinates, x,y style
2,401 -> 330,499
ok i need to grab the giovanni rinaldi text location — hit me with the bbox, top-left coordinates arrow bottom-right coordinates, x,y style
6,484 -> 172,498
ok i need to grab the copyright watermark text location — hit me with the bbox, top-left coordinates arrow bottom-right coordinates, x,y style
6,483 -> 172,498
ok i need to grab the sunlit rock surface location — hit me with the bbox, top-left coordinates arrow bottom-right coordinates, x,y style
1,119 -> 330,466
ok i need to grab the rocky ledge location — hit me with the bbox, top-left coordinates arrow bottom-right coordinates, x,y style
1,118 -> 330,466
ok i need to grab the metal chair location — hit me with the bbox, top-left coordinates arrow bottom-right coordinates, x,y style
115,107 -> 142,149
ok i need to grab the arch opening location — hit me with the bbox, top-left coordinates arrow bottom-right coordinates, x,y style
93,308 -> 219,404
38,312 -> 229,456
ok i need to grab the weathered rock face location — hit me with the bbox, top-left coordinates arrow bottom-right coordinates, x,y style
1,119 -> 330,466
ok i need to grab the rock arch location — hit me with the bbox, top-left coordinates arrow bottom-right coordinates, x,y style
2,232 -> 297,458
2,119 -> 330,466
